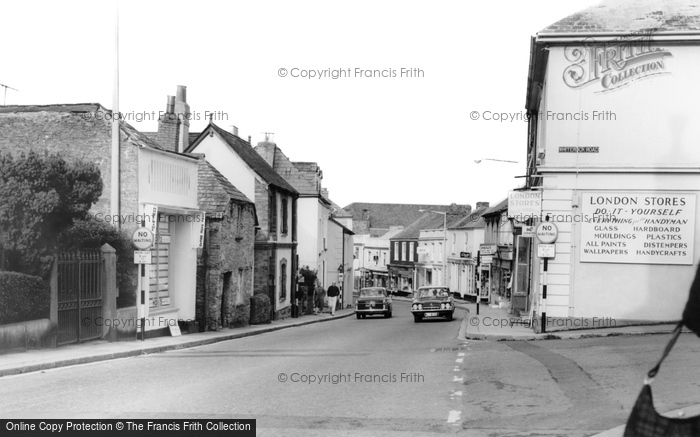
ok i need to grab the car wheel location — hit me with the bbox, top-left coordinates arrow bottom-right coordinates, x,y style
356,313 -> 361,319
414,314 -> 422,323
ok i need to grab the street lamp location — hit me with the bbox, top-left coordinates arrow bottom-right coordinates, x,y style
419,209 -> 448,288
474,158 -> 519,164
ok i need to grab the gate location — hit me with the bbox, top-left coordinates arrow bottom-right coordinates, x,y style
56,250 -> 103,345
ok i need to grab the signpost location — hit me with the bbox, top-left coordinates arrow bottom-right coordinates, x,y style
535,220 -> 557,333
132,227 -> 155,341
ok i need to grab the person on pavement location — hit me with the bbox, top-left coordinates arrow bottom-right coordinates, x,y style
314,281 -> 326,315
327,282 -> 340,315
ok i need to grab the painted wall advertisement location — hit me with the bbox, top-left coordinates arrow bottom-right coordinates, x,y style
580,192 -> 696,265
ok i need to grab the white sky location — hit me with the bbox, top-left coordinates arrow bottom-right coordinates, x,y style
0,0 -> 600,208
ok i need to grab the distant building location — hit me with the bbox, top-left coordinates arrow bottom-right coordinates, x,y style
447,203 -> 489,300
343,203 -> 450,236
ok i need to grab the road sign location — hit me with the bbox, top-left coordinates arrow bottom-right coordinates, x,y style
522,226 -> 535,237
535,222 -> 558,243
133,250 -> 152,264
132,227 -> 155,250
537,244 -> 556,258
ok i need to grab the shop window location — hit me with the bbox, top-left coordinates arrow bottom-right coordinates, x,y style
149,214 -> 171,308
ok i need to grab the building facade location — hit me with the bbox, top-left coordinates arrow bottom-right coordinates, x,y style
525,1 -> 700,321
0,90 -> 203,338
195,158 -> 256,331
447,203 -> 489,300
186,124 -> 299,320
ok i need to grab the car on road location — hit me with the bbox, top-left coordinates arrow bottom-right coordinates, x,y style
355,287 -> 392,319
411,286 -> 454,322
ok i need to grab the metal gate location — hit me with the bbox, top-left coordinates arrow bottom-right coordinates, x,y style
57,250 -> 103,345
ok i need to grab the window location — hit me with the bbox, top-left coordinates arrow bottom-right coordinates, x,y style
409,242 -> 414,262
382,252 -> 387,266
149,214 -> 171,308
268,189 -> 277,235
452,234 -> 456,253
401,242 -> 406,261
281,198 -> 288,235
280,260 -> 287,300
236,205 -> 243,239
394,242 -> 399,261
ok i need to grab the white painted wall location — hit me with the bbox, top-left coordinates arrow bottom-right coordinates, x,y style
189,133 -> 256,201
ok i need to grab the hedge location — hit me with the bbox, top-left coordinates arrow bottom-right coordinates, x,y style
249,294 -> 271,325
0,271 -> 50,325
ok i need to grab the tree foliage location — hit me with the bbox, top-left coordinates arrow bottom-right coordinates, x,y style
0,150 -> 103,278
56,219 -> 136,308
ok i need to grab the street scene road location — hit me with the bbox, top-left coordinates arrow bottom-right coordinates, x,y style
2,301 -> 700,436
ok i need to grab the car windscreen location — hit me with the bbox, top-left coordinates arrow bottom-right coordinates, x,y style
359,289 -> 385,297
416,288 -> 449,298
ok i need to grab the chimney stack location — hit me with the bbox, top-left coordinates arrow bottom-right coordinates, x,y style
254,136 -> 277,167
231,126 -> 239,136
174,85 -> 190,153
156,94 -> 180,153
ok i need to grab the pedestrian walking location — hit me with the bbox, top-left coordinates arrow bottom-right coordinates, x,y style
314,281 -> 326,315
327,282 -> 340,315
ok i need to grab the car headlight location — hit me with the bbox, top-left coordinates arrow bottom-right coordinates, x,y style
440,303 -> 445,309
418,304 -> 423,310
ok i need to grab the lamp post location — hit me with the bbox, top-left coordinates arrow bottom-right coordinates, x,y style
419,210 -> 448,288
474,158 -> 519,164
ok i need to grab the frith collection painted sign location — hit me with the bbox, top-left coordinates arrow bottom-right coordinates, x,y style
580,192 -> 696,265
563,31 -> 672,93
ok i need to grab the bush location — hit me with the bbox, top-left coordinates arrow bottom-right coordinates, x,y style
250,294 -> 271,325
0,151 -> 102,278
231,302 -> 251,328
0,271 -> 49,325
56,219 -> 136,308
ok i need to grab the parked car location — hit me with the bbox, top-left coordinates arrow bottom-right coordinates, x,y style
355,287 -> 393,319
411,286 -> 454,322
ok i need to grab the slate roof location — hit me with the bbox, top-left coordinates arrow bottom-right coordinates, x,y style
329,217 -> 355,235
253,143 -> 318,195
482,198 -> 508,218
329,198 -> 352,218
391,212 -> 468,240
0,103 -> 193,156
450,207 -> 490,230
343,203 -> 451,233
540,0 -> 700,34
186,123 -> 298,195
196,158 -> 253,214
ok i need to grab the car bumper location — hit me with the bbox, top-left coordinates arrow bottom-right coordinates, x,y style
355,308 -> 390,315
411,309 -> 454,318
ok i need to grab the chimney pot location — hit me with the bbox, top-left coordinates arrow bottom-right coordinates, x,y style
166,96 -> 175,113
232,126 -> 239,136
176,85 -> 187,102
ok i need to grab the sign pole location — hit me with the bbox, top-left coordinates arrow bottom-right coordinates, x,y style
132,222 -> 155,341
541,257 -> 547,334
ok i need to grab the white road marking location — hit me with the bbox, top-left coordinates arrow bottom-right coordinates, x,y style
455,358 -> 464,363
447,410 -> 462,423
453,376 -> 463,382
458,352 -> 465,357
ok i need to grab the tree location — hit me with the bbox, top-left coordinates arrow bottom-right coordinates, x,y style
0,150 -> 103,278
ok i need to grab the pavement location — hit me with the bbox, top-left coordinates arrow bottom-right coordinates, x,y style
1,299 -> 694,436
0,307 -> 354,378
457,300 -> 689,341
